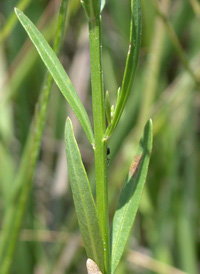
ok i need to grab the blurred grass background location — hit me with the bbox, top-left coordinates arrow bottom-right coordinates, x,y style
0,0 -> 200,273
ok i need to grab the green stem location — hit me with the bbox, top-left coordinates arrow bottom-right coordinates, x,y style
0,0 -> 31,44
137,0 -> 170,136
152,0 -> 200,89
89,17 -> 110,274
189,0 -> 200,16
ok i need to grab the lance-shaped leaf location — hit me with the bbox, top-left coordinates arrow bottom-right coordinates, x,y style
15,8 -> 94,146
110,119 -> 153,274
105,0 -> 142,139
105,90 -> 111,125
65,118 -> 104,272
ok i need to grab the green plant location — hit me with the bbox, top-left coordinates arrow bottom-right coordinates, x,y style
0,0 -> 153,273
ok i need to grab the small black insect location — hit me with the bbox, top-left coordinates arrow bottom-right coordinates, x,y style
107,147 -> 110,167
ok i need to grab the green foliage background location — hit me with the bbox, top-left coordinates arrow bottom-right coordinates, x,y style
0,0 -> 199,273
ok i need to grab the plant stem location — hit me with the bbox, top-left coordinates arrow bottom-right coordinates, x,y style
137,0 -> 170,137
89,17 -> 110,274
189,0 -> 200,16
152,0 -> 200,89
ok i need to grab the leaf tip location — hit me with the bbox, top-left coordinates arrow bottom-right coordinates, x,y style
146,118 -> 153,129
66,116 -> 71,123
140,119 -> 153,158
14,7 -> 21,16
65,117 -> 73,132
144,119 -> 153,141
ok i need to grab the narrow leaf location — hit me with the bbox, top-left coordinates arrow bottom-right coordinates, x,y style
15,8 -> 94,146
105,90 -> 111,125
111,119 -> 153,274
65,118 -> 104,272
105,0 -> 142,138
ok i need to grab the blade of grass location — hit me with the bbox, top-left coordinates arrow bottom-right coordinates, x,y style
2,1 -> 80,105
136,0 -> 170,137
4,14 -> 57,104
0,1 -> 69,272
0,0 -> 31,44
14,7 -> 94,145
151,0 -> 200,89
105,0 -> 142,139
127,250 -> 188,274
65,118 -> 104,272
189,0 -> 200,16
176,104 -> 198,274
110,119 -> 153,274
177,205 -> 198,274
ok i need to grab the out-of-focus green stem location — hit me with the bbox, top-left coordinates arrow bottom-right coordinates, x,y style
1,0 -> 80,106
89,16 -> 110,274
137,0 -> 170,135
189,0 -> 200,16
0,1 -> 68,273
1,15 -> 57,106
0,0 -> 31,44
152,0 -> 200,89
